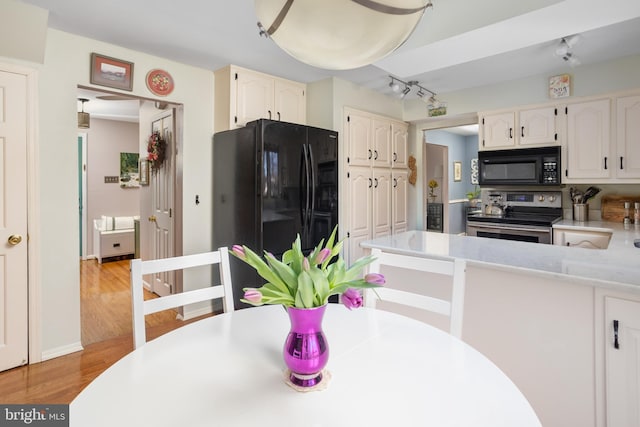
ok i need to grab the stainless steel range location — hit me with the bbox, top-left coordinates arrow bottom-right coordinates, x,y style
466,190 -> 563,244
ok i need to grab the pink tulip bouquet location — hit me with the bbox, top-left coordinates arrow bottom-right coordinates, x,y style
232,226 -> 384,309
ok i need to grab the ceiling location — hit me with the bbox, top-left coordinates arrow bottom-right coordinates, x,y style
26,0 -> 640,120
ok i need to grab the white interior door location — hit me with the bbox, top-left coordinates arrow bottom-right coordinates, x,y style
0,70 -> 29,371
148,110 -> 175,296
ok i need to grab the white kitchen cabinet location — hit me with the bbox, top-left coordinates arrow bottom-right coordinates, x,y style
372,118 -> 392,167
519,106 -> 559,146
616,94 -> 640,179
347,166 -> 373,262
392,121 -> 408,168
480,107 -> 559,150
344,108 -> 408,264
564,98 -> 612,180
392,170 -> 408,234
604,296 -> 640,427
214,65 -> 306,131
345,110 -> 372,167
480,112 -> 515,149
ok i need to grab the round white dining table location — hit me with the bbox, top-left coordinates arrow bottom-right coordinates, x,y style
70,304 -> 541,426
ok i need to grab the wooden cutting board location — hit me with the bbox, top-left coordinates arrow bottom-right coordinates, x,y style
601,195 -> 640,222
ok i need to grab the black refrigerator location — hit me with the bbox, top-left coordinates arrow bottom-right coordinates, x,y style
213,119 -> 338,309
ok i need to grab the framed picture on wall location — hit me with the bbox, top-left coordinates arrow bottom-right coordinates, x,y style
90,53 -> 134,91
453,161 -> 462,182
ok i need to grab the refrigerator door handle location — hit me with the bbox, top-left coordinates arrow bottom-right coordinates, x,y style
299,145 -> 307,229
302,144 -> 311,234
307,143 -> 316,237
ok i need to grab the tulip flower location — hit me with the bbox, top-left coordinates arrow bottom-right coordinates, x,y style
314,248 -> 331,264
231,245 -> 246,260
302,257 -> 310,271
243,288 -> 263,304
364,273 -> 386,285
341,288 -> 363,310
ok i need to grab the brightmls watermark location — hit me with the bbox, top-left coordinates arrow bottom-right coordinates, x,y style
0,405 -> 68,426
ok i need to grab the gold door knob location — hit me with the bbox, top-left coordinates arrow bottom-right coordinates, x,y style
8,234 -> 23,245
148,215 -> 157,222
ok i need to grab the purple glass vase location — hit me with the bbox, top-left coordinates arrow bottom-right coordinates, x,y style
283,304 -> 329,387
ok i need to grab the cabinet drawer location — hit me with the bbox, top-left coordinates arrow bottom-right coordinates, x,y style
100,231 -> 135,257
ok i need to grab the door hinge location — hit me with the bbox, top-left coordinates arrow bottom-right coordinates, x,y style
234,116 -> 238,124
565,169 -> 568,177
347,116 -> 350,122
347,171 -> 350,178
347,156 -> 350,164
613,319 -> 620,349
169,208 -> 172,218
565,106 -> 568,114
554,133 -> 558,141
482,139 -> 485,147
347,231 -> 350,238
170,284 -> 174,294
482,118 -> 485,125
234,72 -> 238,80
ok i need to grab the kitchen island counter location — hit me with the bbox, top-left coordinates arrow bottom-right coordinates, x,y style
360,229 -> 640,292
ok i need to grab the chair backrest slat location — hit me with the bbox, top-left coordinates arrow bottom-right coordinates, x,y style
130,247 -> 234,349
366,248 -> 466,338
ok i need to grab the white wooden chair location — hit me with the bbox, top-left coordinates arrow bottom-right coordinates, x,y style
130,247 -> 234,349
366,248 -> 466,338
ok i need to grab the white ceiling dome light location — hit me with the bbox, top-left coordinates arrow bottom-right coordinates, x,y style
255,0 -> 433,70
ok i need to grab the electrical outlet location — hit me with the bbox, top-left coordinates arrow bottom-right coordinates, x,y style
104,176 -> 119,183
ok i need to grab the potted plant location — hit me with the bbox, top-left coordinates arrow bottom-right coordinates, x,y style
466,185 -> 481,207
428,179 -> 439,203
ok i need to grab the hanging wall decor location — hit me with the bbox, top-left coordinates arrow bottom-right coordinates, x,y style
120,152 -> 140,188
90,53 -> 134,91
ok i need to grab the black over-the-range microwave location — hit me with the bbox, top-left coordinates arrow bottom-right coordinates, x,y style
478,145 -> 561,186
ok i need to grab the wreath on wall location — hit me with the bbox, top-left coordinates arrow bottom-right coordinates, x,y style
147,131 -> 166,171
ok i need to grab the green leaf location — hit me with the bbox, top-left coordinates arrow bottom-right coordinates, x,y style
297,271 -> 314,308
264,255 -> 298,292
241,246 -> 290,295
307,266 -> 330,303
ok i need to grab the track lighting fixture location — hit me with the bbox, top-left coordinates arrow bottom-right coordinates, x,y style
388,76 -> 436,100
555,35 -> 581,67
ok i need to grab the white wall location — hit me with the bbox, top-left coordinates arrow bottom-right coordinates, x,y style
2,26 -> 215,358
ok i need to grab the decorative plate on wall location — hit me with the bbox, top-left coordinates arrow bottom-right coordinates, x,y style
146,69 -> 174,96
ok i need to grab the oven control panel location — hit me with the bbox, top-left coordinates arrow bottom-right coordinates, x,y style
481,190 -> 562,208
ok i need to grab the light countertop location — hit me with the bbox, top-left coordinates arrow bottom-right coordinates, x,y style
360,227 -> 640,293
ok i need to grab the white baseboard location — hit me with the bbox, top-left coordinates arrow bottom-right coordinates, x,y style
41,342 -> 84,362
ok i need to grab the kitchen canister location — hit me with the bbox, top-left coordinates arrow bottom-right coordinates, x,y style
573,203 -> 589,222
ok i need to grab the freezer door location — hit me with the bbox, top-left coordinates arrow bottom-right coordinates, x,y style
260,121 -> 307,255
306,126 -> 339,246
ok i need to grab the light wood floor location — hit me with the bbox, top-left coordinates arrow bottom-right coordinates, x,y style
0,258 -> 213,404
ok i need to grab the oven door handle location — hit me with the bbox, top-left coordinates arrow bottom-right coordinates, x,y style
467,223 -> 549,233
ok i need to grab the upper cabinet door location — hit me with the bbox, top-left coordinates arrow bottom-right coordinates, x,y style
274,79 -> 306,125
372,118 -> 392,167
392,122 -> 408,168
519,107 -> 558,146
346,111 -> 372,167
566,98 -> 611,179
236,70 -> 274,126
481,112 -> 515,150
616,95 -> 640,179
